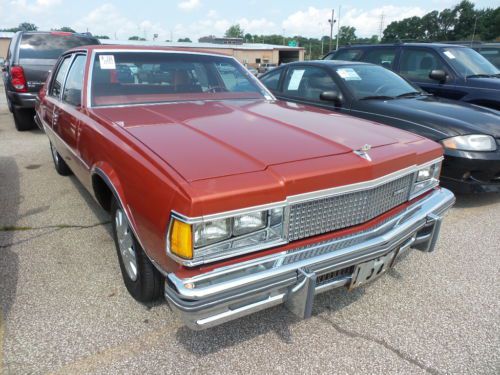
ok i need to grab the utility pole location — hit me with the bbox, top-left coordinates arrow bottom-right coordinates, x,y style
328,9 -> 335,52
335,5 -> 341,50
378,13 -> 385,41
471,16 -> 478,46
282,29 -> 286,45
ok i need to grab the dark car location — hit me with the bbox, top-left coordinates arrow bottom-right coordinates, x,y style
2,31 -> 99,130
323,43 -> 500,111
260,60 -> 500,193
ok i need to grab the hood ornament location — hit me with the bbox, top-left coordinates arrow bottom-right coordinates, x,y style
354,144 -> 372,162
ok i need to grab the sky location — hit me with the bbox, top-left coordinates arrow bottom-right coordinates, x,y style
0,0 -> 498,41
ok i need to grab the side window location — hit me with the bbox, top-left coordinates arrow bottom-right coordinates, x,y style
283,66 -> 338,101
362,48 -> 397,69
260,69 -> 282,91
399,49 -> 445,82
50,56 -> 72,98
62,55 -> 86,106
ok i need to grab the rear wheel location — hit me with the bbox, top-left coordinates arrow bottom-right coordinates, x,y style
111,198 -> 163,303
12,107 -> 36,131
50,142 -> 72,176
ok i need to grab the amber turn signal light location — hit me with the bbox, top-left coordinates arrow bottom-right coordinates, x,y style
170,219 -> 193,259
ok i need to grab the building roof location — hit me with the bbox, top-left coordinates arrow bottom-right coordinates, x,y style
0,32 -> 15,38
99,39 -> 304,51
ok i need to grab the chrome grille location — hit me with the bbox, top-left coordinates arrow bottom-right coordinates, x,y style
287,174 -> 414,241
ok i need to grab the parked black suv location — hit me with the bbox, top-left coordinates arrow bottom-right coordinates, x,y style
323,43 -> 500,110
2,31 -> 99,130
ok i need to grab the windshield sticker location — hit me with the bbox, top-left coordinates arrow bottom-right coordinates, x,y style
443,50 -> 456,59
99,55 -> 116,69
287,69 -> 305,90
337,68 -> 361,80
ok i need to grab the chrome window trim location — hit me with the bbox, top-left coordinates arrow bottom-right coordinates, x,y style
86,49 -> 276,109
167,157 -> 443,267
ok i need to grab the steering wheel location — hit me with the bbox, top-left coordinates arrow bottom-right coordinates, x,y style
207,86 -> 227,93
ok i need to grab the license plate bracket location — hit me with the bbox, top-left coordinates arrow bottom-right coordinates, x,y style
349,250 -> 397,290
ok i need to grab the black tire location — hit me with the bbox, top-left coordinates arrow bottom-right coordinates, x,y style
12,107 -> 36,131
50,142 -> 72,176
111,198 -> 163,303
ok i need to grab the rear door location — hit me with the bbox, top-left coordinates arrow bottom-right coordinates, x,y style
56,54 -> 89,178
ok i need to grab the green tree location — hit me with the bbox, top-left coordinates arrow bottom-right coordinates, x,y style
336,26 -> 357,45
225,24 -> 244,38
129,36 -> 146,41
94,35 -> 110,39
55,26 -> 76,33
1,22 -> 38,32
177,37 -> 192,42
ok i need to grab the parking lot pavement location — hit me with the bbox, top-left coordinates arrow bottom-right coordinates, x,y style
0,90 -> 499,375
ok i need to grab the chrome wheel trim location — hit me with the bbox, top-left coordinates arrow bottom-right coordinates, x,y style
50,143 -> 59,164
115,208 -> 138,281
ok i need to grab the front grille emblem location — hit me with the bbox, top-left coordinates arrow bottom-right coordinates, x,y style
354,144 -> 372,162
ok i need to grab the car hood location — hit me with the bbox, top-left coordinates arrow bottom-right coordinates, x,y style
354,96 -> 500,139
95,99 -> 423,182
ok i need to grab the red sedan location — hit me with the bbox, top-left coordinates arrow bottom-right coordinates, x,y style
35,45 -> 455,329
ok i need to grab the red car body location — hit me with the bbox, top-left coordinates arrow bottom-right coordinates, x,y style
36,45 -> 455,329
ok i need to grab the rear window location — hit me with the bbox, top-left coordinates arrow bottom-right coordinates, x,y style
19,34 -> 98,60
325,49 -> 363,61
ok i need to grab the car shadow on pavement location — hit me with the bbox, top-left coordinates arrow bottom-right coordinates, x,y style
0,157 -> 20,320
453,192 -> 500,209
174,286 -> 366,356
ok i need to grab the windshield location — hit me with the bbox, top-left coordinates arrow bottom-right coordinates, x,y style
440,47 -> 499,77
91,51 -> 269,106
19,34 -> 98,60
335,65 -> 420,99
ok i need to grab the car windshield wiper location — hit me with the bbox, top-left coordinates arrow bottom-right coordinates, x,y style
466,74 -> 498,78
395,91 -> 422,98
360,95 -> 394,100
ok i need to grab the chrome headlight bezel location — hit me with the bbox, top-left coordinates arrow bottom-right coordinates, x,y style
441,134 -> 497,152
410,160 -> 442,199
167,207 -> 287,266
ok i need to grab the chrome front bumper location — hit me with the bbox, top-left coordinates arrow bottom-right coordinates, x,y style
165,188 -> 455,330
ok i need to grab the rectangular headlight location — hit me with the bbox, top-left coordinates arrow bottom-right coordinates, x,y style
233,211 -> 267,236
193,219 -> 231,248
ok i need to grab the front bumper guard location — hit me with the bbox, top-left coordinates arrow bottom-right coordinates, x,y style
165,188 -> 455,330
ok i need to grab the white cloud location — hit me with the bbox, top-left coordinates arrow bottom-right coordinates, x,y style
282,5 -> 427,38
177,0 -> 200,11
9,0 -> 62,13
73,3 -> 167,40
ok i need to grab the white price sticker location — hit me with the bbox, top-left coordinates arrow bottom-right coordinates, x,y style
337,68 -> 361,81
99,55 -> 116,69
287,69 -> 305,90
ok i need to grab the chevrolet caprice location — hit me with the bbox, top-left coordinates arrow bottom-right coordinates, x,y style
35,46 -> 455,329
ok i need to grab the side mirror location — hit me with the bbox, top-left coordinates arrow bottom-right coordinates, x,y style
429,69 -> 447,83
320,90 -> 342,106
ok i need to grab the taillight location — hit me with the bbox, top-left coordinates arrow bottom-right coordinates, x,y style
11,66 -> 28,92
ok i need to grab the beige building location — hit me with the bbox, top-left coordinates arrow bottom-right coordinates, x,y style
101,39 -> 305,67
0,32 -> 14,60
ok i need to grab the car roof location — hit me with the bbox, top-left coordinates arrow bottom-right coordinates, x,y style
328,43 -> 469,52
65,44 -> 231,57
277,60 -> 372,68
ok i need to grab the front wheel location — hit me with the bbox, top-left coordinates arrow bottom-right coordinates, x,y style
111,198 -> 163,303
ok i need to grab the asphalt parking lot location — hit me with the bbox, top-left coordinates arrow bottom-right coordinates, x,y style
0,84 -> 499,375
